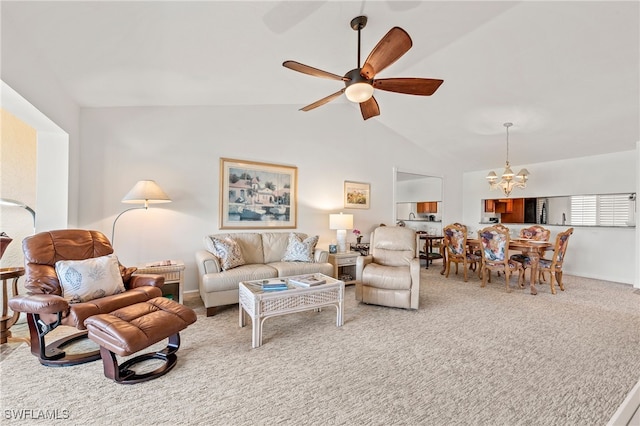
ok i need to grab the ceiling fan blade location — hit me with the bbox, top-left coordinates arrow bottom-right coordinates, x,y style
373,78 -> 444,96
300,89 -> 345,111
283,61 -> 349,81
361,27 -> 412,79
359,96 -> 380,120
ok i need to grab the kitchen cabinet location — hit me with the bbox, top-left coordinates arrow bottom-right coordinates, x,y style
495,199 -> 513,214
500,199 -> 525,223
484,200 -> 496,212
417,202 -> 438,213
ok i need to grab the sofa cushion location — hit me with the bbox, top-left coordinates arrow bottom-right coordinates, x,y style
281,233 -> 318,262
55,254 -> 126,303
206,233 -> 265,265
207,236 -> 246,270
268,261 -> 333,278
201,264 -> 277,292
262,232 -> 305,264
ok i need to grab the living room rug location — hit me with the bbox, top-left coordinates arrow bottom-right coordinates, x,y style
1,268 -> 639,425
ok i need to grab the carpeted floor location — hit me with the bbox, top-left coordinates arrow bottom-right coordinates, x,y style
1,267 -> 639,425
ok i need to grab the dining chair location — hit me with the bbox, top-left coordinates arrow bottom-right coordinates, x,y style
527,228 -> 574,294
494,223 -> 510,233
477,225 -> 524,292
510,225 -> 551,279
443,223 -> 480,282
519,225 -> 551,241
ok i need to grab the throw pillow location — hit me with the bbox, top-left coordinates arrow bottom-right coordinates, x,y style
208,237 -> 246,271
55,254 -> 126,304
281,233 -> 318,262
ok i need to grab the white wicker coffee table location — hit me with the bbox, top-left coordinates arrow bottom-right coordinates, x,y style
239,273 -> 344,348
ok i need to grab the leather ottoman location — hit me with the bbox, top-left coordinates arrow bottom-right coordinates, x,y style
85,297 -> 197,384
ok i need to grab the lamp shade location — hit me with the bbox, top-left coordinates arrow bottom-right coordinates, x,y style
329,213 -> 353,230
121,180 -> 171,205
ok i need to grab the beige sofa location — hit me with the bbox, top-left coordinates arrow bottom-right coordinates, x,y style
195,232 -> 333,316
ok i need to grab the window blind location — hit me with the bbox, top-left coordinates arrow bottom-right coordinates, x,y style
570,194 -> 629,226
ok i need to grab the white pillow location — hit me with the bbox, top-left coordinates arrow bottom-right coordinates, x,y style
55,254 -> 126,304
207,237 -> 246,270
282,233 -> 318,262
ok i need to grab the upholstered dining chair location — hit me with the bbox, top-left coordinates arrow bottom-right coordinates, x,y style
477,225 -> 524,292
355,226 -> 420,310
509,225 -> 551,278
8,229 -> 164,367
517,228 -> 574,294
494,223 -> 510,234
443,223 -> 480,282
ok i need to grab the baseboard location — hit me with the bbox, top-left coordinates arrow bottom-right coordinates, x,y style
607,378 -> 640,426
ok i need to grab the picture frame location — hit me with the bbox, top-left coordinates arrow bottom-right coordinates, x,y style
344,181 -> 370,209
220,158 -> 297,229
329,244 -> 338,254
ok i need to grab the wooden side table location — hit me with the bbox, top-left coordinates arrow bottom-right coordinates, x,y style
328,252 -> 360,285
1,267 -> 29,344
134,261 -> 185,303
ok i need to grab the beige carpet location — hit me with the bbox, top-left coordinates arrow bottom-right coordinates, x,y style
1,267 -> 639,425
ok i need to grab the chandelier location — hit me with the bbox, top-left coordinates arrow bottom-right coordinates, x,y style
486,122 -> 529,197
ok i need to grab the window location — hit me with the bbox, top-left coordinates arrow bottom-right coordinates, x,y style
570,194 -> 630,226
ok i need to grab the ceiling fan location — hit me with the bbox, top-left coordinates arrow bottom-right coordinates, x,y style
283,15 -> 444,120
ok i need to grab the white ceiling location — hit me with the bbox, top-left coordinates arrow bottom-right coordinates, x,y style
2,1 -> 638,172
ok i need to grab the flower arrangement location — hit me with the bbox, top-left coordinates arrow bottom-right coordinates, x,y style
352,229 -> 361,237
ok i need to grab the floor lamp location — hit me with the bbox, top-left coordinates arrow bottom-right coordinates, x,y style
111,180 -> 171,246
329,213 -> 354,253
0,198 -> 36,230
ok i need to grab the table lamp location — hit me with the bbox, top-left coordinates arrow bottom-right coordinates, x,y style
111,180 -> 171,245
329,213 -> 353,253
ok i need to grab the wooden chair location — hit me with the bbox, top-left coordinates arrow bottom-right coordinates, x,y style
534,228 -> 573,294
443,223 -> 480,282
494,223 -> 510,234
477,226 -> 524,292
518,225 -> 550,241
510,225 -> 551,279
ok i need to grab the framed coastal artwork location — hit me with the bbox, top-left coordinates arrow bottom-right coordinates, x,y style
344,181 -> 370,209
220,158 -> 297,229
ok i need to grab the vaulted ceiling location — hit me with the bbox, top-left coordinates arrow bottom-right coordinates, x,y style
2,1 -> 638,172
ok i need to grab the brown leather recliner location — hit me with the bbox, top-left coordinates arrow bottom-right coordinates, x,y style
8,229 -> 164,367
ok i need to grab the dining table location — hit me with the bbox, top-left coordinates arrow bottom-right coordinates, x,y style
446,237 -> 552,295
418,233 -> 444,269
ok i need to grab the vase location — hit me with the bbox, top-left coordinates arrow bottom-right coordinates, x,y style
356,236 -> 362,244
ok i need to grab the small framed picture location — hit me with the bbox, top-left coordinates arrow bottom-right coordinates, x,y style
329,244 -> 338,254
344,181 -> 370,209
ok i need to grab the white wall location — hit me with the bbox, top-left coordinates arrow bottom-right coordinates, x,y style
1,13 -> 79,227
1,82 -> 70,241
79,105 -> 458,294
463,151 -> 637,285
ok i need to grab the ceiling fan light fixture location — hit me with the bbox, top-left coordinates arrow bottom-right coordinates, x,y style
345,82 -> 374,103
283,16 -> 443,119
